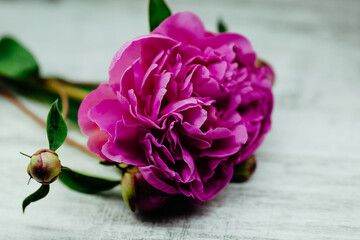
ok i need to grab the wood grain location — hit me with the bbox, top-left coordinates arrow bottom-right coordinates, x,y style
0,0 -> 359,239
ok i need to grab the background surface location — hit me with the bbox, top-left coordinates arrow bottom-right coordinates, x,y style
0,0 -> 359,239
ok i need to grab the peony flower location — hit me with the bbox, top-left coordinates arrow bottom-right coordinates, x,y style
79,11 -> 274,207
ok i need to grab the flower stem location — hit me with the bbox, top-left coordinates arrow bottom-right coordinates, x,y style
20,152 -> 31,158
45,79 -> 69,119
0,87 -> 102,161
0,87 -> 47,128
44,78 -> 92,102
43,77 -> 98,101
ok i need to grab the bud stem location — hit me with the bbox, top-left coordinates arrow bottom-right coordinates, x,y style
20,152 -> 31,158
27,177 -> 32,185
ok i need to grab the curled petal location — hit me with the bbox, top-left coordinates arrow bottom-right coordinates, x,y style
153,11 -> 206,46
102,122 -> 146,165
139,165 -> 179,194
201,33 -> 254,55
109,35 -> 178,85
78,83 -> 117,136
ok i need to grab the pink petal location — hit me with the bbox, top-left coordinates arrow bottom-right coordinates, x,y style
78,83 -> 117,136
86,129 -> 110,160
153,11 -> 206,45
192,162 -> 233,201
109,35 -> 177,85
101,121 -> 146,165
88,99 -> 125,137
200,33 -> 254,55
139,166 -> 179,194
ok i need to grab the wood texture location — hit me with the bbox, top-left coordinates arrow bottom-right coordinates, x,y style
0,0 -> 359,239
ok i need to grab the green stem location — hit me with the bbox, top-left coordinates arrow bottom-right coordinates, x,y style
0,87 -> 103,161
43,77 -> 99,101
0,76 -> 100,124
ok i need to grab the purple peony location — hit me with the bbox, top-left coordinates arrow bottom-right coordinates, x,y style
78,11 -> 274,208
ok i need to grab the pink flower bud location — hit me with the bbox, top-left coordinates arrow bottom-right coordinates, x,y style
27,149 -> 61,184
121,168 -> 170,212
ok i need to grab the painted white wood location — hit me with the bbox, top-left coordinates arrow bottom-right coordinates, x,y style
0,0 -> 359,239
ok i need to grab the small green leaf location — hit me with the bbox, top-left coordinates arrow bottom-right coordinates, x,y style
0,37 -> 39,81
22,184 -> 50,213
217,19 -> 228,33
59,167 -> 121,194
149,0 -> 171,32
47,99 -> 67,151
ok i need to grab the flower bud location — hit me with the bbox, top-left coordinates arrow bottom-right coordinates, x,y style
232,155 -> 257,182
121,168 -> 170,212
121,172 -> 136,211
27,149 -> 61,184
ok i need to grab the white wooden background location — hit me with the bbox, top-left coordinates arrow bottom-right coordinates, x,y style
0,0 -> 359,239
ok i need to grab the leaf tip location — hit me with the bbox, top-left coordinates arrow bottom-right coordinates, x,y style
21,184 -> 50,214
149,0 -> 172,32
22,202 -> 26,214
217,18 -> 228,33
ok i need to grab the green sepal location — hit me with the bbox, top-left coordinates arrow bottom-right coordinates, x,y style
22,184 -> 50,213
232,155 -> 257,182
217,19 -> 228,33
59,167 -> 121,194
149,0 -> 171,32
121,172 -> 136,212
0,36 -> 39,81
47,99 -> 67,151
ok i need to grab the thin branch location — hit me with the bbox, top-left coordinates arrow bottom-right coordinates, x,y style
20,152 -> 32,158
0,87 -> 46,128
44,77 -> 100,101
0,87 -> 102,161
64,137 -> 102,161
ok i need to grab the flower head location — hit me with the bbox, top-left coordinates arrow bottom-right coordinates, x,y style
79,11 -> 273,204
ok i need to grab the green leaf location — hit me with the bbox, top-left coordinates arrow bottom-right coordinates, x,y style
217,19 -> 228,33
59,167 -> 121,194
149,0 -> 171,32
47,99 -> 67,151
0,37 -> 39,81
22,184 -> 50,213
